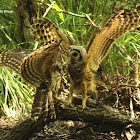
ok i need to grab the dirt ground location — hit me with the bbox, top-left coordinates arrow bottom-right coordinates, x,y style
0,112 -> 140,140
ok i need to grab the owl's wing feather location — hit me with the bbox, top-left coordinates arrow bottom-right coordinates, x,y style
87,8 -> 140,71
0,49 -> 33,74
21,41 -> 61,86
32,18 -> 70,56
32,18 -> 62,45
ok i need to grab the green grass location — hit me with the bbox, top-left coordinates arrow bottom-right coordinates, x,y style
0,68 -> 33,118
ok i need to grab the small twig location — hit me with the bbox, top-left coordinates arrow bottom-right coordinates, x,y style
65,23 -> 91,26
45,3 -> 86,18
133,52 -> 139,86
129,88 -> 135,119
114,43 -> 132,59
59,9 -> 88,18
113,92 -> 119,108
133,97 -> 140,105
85,14 -> 100,28
41,2 -> 99,28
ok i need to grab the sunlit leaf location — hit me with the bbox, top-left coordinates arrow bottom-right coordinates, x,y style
52,2 -> 64,22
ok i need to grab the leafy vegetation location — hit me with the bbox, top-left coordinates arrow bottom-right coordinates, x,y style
0,0 -> 139,118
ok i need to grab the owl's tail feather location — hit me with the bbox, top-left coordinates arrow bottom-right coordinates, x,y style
44,90 -> 56,120
31,83 -> 56,121
31,90 -> 47,121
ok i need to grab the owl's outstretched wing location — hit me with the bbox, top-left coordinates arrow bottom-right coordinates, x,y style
0,18 -> 70,85
32,18 -> 70,56
30,18 -> 70,120
87,8 -> 140,72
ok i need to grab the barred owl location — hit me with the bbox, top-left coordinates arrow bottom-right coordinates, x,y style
0,18 -> 70,120
67,8 -> 140,109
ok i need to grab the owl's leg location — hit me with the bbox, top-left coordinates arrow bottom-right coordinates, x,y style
42,91 -> 49,121
81,81 -> 89,109
67,85 -> 74,107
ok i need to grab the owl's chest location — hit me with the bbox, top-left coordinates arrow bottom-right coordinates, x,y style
72,78 -> 97,95
68,62 -> 86,82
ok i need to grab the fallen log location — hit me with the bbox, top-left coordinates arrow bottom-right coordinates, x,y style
0,97 -> 140,140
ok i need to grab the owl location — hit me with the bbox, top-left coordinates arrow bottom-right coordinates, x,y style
67,8 -> 140,109
0,18 -> 70,121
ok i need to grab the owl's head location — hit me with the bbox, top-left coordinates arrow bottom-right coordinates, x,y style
69,45 -> 87,63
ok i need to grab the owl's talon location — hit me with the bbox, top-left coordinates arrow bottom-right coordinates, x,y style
53,95 -> 65,103
50,112 -> 56,119
66,102 -> 73,108
31,116 -> 39,122
78,105 -> 89,110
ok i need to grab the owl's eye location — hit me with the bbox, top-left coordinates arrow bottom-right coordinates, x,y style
72,52 -> 78,57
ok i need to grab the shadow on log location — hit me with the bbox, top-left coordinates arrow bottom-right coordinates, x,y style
0,97 -> 140,140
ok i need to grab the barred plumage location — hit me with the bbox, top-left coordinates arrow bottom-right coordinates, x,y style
21,42 -> 60,87
0,18 -> 70,121
87,8 -> 140,72
67,8 -> 140,109
32,18 -> 69,57
0,49 -> 33,74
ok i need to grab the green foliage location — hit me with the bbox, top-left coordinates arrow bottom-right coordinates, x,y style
0,0 -> 139,117
0,68 -> 33,118
102,31 -> 140,80
0,0 -> 20,47
0,0 -> 33,118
